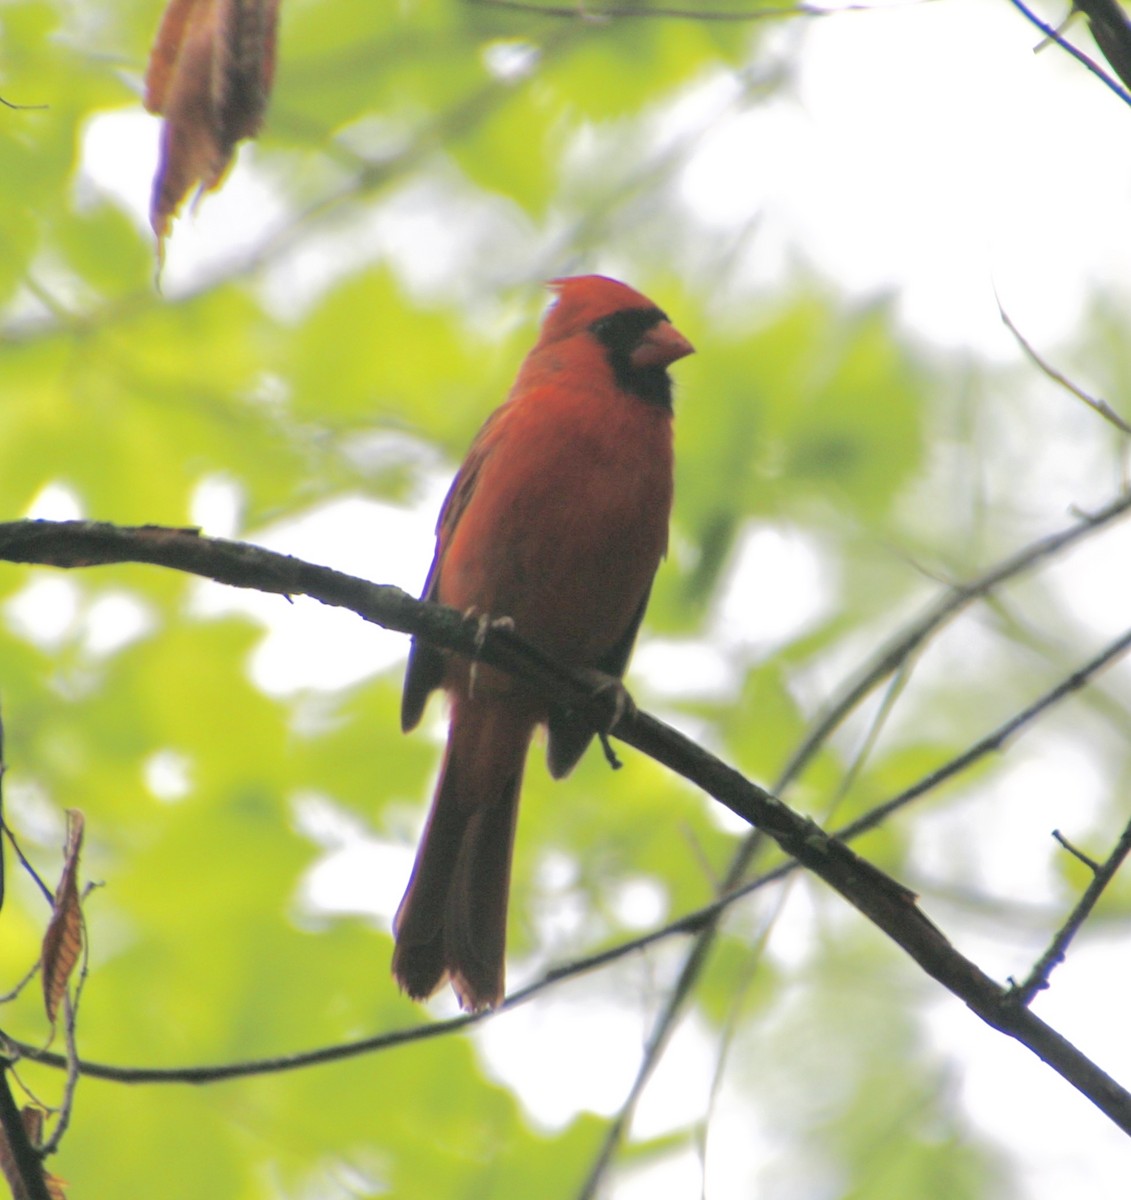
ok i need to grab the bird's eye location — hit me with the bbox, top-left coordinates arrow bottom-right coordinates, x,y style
589,307 -> 665,353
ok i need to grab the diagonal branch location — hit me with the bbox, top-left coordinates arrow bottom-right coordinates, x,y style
780,490 -> 1131,786
1011,815 -> 1131,1005
997,299 -> 1131,437
577,490 -> 1131,1193
719,622 -> 1131,924
3,519 -> 1131,1135
468,0 -> 861,20
5,618 -> 1126,1089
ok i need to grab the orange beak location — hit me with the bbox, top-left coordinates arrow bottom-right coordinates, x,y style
630,320 -> 695,370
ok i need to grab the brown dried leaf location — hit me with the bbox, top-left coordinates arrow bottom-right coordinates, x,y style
145,0 -> 281,251
0,1105 -> 66,1200
41,1162 -> 67,1200
18,1108 -> 44,1149
41,810 -> 84,1026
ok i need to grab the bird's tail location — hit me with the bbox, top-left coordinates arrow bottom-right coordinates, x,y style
392,696 -> 534,1011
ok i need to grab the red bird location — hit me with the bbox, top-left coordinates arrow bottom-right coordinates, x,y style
393,275 -> 694,1011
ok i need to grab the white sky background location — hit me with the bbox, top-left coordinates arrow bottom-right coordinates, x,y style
46,0 -> 1131,1195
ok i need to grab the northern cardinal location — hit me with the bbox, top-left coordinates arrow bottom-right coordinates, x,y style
393,275 -> 694,1011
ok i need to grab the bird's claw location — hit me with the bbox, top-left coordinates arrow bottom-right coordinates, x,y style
467,611 -> 515,697
576,669 -> 635,770
579,668 -> 635,728
472,611 -> 515,651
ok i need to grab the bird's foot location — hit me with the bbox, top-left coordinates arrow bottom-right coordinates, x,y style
467,611 -> 515,697
575,668 -> 635,770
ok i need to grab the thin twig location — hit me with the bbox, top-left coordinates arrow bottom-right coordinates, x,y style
575,492 -> 1131,1193
4,521 -> 1131,1136
2,822 -> 61,908
40,989 -> 80,1157
0,96 -> 47,111
832,627 -> 1131,842
826,659 -> 914,812
0,961 -> 41,1006
1052,828 -> 1103,873
690,664 -> 913,1190
779,492 -> 1131,790
577,624 -> 1131,1191
1011,816 -> 1131,1005
0,631 -> 1128,1142
1,25 -> 587,347
0,598 -> 1106,1081
694,897 -> 781,1200
469,0 -> 865,21
579,660 -> 918,1195
727,624 -> 1131,903
40,882 -> 91,1157
998,298 -> 1131,437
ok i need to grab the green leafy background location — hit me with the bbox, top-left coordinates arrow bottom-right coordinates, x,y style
2,0 -> 1130,1195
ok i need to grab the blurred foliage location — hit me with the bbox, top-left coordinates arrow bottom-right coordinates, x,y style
1,0 -> 1130,1197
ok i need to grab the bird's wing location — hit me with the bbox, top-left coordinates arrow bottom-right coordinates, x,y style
401,409 -> 507,731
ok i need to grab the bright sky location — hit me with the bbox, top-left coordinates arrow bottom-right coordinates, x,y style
41,1 -> 1131,1194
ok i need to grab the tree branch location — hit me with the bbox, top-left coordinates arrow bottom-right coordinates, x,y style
780,490 -> 1131,788
577,489 -> 1131,1193
0,1066 -> 53,1200
3,519 -> 1131,1136
1011,815 -> 1131,1005
468,0 -> 857,21
0,95 -> 47,111
997,298 -> 1131,437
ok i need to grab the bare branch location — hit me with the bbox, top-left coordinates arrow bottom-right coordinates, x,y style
0,700 -> 58,909
3,519 -> 1131,1135
0,96 -> 47,111
1011,817 -> 1131,1005
1,827 -> 55,908
998,299 -> 1131,437
576,490 -> 1131,1193
780,490 -> 1131,789
714,623 -> 1131,915
2,624 -> 1131,1149
40,990 -> 82,1157
468,0 -> 859,21
1052,828 -> 1103,872
830,626 -> 1131,841
0,963 -> 41,1007
1,27 -> 586,347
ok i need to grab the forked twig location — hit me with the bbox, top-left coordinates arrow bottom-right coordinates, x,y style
1011,816 -> 1131,1005
4,519 -> 1131,1146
